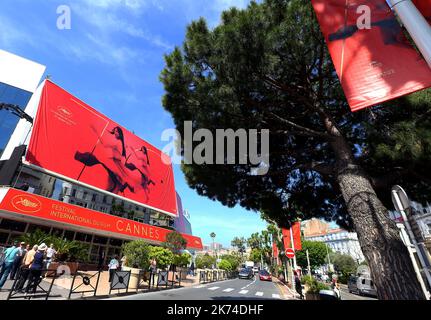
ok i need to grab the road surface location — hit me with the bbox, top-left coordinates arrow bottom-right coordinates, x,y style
109,275 -> 287,300
339,285 -> 377,300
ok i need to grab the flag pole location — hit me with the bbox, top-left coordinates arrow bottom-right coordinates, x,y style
387,0 -> 431,68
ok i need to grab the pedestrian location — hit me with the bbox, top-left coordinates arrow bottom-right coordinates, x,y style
15,245 -> 38,292
189,261 -> 195,277
25,243 -> 47,295
108,256 -> 119,282
294,271 -> 304,300
10,242 -> 26,280
149,258 -> 157,286
97,248 -> 105,271
45,243 -> 57,272
331,274 -> 340,299
0,241 -> 20,290
120,255 -> 127,271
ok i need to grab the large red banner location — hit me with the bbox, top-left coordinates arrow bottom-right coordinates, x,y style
311,0 -> 431,112
0,188 -> 202,250
282,222 -> 302,251
26,81 -> 178,216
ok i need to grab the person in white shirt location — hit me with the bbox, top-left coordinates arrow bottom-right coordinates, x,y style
45,244 -> 57,271
108,256 -> 120,282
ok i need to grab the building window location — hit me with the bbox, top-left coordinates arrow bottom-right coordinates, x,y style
93,236 -> 108,245
26,224 -> 50,234
75,232 -> 92,242
92,194 -> 97,202
0,219 -> 27,232
64,230 -> 75,241
0,231 -> 9,245
71,189 -> 76,197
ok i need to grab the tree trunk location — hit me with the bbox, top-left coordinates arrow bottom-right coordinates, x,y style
331,135 -> 425,300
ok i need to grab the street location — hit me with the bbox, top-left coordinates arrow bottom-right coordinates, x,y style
339,285 -> 377,301
109,276 -> 287,300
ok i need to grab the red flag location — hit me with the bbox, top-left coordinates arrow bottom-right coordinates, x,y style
282,222 -> 302,251
311,0 -> 431,112
272,241 -> 279,257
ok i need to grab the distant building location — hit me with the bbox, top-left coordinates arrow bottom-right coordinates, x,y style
303,218 -> 365,263
210,242 -> 223,251
173,193 -> 193,235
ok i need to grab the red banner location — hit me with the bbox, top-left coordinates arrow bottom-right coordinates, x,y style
413,0 -> 431,22
0,188 -> 202,250
311,0 -> 431,112
282,222 -> 302,251
272,241 -> 279,258
26,81 -> 178,216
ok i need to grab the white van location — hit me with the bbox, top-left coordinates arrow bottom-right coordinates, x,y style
348,275 -> 377,297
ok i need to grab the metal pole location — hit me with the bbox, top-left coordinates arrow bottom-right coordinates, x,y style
290,225 -> 297,270
325,243 -> 332,272
392,191 -> 431,299
387,0 -> 431,68
306,249 -> 311,275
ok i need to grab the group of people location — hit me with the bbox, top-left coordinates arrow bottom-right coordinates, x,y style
0,241 -> 57,294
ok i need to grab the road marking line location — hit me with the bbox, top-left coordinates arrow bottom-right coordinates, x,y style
255,292 -> 264,296
272,294 -> 281,299
223,288 -> 234,292
195,285 -> 205,288
208,287 -> 220,291
239,290 -> 249,294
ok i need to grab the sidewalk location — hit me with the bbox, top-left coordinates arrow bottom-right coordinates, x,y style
0,271 -> 203,300
272,277 -> 298,300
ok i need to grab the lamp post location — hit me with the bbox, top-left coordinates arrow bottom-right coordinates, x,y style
210,232 -> 216,267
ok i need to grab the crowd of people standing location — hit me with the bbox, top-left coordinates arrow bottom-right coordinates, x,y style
0,240 -> 57,294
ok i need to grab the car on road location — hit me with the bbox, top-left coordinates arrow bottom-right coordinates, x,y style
238,268 -> 254,280
253,266 -> 259,274
258,270 -> 272,281
348,275 -> 377,297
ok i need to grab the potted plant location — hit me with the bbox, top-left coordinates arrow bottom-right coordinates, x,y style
173,252 -> 192,280
122,240 -> 151,289
303,277 -> 330,300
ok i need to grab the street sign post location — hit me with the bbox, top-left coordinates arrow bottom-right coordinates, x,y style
286,248 -> 295,259
391,185 -> 431,300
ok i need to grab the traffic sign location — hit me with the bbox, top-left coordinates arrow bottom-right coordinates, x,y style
285,248 -> 295,259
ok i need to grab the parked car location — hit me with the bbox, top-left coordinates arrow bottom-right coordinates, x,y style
348,275 -> 377,297
258,270 -> 272,281
238,268 -> 254,280
253,266 -> 259,274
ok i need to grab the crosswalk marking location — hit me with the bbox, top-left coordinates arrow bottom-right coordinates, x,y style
208,287 -> 220,291
239,290 -> 249,294
223,288 -> 234,292
272,294 -> 281,299
195,285 -> 205,288
255,292 -> 264,296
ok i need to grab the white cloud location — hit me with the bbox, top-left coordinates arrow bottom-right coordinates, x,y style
72,2 -> 173,50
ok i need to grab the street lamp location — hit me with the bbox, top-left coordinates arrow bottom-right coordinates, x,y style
210,232 -> 216,267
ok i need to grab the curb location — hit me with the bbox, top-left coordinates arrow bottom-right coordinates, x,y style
273,277 -> 298,300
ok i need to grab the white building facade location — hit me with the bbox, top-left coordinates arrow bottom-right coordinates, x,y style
305,227 -> 365,263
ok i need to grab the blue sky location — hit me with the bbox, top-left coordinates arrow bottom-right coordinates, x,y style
0,0 -> 268,247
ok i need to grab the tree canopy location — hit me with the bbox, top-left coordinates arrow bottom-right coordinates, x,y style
160,0 -> 431,230
160,0 -> 430,299
295,240 -> 330,270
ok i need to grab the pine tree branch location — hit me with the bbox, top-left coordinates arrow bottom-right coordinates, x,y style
267,112 -> 332,139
